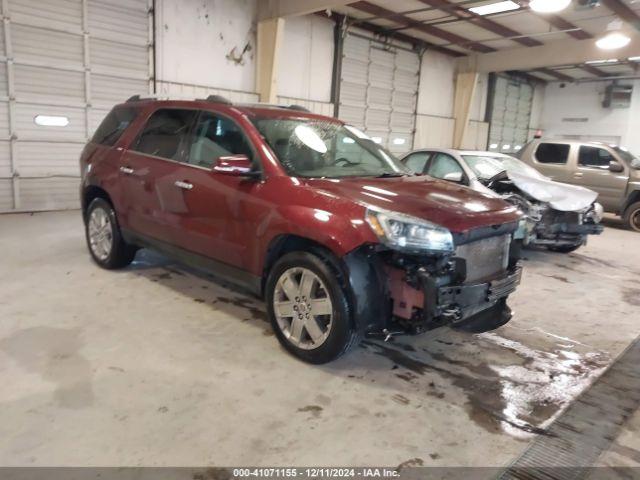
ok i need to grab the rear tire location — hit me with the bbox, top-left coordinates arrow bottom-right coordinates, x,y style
452,299 -> 512,333
85,198 -> 137,269
265,251 -> 361,364
623,201 -> 640,232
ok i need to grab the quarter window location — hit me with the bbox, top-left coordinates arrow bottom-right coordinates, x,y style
578,146 -> 614,169
188,112 -> 254,168
132,109 -> 196,161
404,152 -> 431,174
92,107 -> 137,146
535,143 -> 570,164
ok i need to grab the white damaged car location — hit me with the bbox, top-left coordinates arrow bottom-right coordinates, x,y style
401,148 -> 604,253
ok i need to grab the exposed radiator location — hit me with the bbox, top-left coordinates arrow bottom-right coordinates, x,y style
456,234 -> 511,283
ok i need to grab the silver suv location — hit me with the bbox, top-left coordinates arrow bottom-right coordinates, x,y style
518,140 -> 640,231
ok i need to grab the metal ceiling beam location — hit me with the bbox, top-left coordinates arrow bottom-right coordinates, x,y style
534,67 -> 574,81
580,64 -> 609,77
416,0 -> 543,47
600,0 -> 640,32
506,70 -> 548,84
457,33 -> 640,72
315,11 -> 465,57
258,0 -> 357,20
532,13 -> 593,40
349,1 -> 496,53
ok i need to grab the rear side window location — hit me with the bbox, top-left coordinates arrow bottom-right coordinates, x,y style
578,146 -> 614,169
404,152 -> 431,173
132,109 -> 197,161
535,143 -> 570,164
428,153 -> 464,180
91,107 -> 137,146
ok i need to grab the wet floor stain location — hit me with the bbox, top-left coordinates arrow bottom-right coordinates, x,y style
297,405 -> 323,418
363,332 -> 609,439
542,274 -> 571,284
622,288 -> 640,307
217,296 -> 268,322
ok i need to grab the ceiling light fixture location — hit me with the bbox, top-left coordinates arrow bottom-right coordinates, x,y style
529,0 -> 571,13
468,1 -> 520,16
596,20 -> 631,50
585,59 -> 619,64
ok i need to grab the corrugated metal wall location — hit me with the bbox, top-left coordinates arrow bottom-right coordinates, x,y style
0,0 -> 152,212
338,32 -> 420,155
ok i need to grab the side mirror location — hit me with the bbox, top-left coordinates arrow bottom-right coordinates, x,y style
212,155 -> 258,177
609,160 -> 624,173
443,171 -> 463,183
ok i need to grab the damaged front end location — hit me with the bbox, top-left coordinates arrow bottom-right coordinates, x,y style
345,221 -> 522,337
491,176 -> 603,250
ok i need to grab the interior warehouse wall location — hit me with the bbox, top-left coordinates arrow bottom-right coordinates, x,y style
538,80 -> 640,153
414,50 -> 489,150
154,0 -> 334,114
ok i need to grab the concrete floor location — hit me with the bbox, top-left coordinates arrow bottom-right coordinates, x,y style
0,210 -> 639,468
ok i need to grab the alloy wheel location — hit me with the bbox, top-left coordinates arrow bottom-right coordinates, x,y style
88,207 -> 113,261
273,267 -> 333,350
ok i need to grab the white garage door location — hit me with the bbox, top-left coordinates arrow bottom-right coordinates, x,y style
488,75 -> 533,156
0,0 -> 152,212
338,32 -> 419,155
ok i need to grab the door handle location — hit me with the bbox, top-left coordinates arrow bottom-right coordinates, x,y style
119,166 -> 134,175
574,172 -> 584,178
174,180 -> 193,190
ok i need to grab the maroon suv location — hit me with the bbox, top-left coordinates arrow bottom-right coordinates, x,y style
80,96 -> 523,364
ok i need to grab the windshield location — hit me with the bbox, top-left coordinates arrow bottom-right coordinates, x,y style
612,147 -> 640,169
463,154 -> 547,180
253,118 -> 410,178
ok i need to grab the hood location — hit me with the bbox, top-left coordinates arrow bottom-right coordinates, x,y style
507,171 -> 598,212
304,175 -> 521,234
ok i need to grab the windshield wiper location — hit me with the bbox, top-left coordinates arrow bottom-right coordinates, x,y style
375,172 -> 407,178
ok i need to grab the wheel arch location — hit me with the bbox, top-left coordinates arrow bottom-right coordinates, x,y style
262,234 -> 389,334
82,185 -> 113,220
622,189 -> 640,215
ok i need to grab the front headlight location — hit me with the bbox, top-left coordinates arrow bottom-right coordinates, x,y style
365,207 -> 454,253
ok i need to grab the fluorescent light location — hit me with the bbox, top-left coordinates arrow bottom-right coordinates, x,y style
34,115 -> 69,127
489,143 -> 498,149
529,0 -> 571,13
629,56 -> 640,62
596,31 -> 631,50
469,1 -> 519,16
514,145 -> 522,151
502,144 -> 511,150
392,138 -> 406,145
585,59 -> 618,64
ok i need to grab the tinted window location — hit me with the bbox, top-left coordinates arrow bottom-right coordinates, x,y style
535,143 -> 570,164
133,109 -> 196,160
427,153 -> 464,181
404,152 -> 431,174
188,112 -> 254,168
92,107 -> 137,146
578,146 -> 614,169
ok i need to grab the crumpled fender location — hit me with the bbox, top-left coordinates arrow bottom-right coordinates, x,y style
507,171 -> 598,212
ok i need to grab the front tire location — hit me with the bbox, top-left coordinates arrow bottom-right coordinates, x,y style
265,251 -> 360,364
85,198 -> 136,269
623,201 -> 640,232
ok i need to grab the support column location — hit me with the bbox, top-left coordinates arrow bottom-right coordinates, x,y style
452,71 -> 478,149
256,17 -> 285,104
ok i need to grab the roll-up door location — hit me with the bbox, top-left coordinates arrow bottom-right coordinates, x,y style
339,32 -> 419,155
0,0 -> 152,212
488,75 -> 533,156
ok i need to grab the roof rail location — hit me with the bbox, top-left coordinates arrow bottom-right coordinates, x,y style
204,94 -> 232,105
124,94 -> 233,105
286,104 -> 311,112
